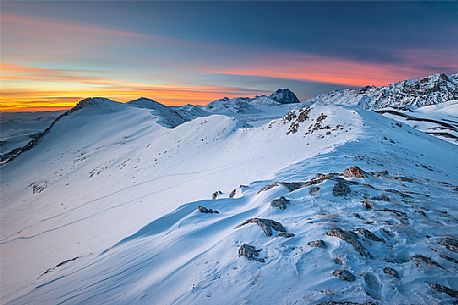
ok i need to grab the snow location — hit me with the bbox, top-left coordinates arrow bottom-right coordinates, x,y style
1,79 -> 458,305
307,73 -> 458,110
0,101 -> 358,303
0,111 -> 63,156
377,100 -> 458,144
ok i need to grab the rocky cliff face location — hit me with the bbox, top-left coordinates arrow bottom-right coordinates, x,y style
307,73 -> 458,110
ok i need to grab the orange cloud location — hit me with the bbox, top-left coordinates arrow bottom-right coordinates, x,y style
1,63 -> 269,111
212,53 -> 420,87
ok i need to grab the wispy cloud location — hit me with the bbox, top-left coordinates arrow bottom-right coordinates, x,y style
211,51 -> 458,87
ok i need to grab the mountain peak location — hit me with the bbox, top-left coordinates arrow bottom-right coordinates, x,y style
70,97 -> 122,112
269,88 -> 300,104
127,97 -> 165,110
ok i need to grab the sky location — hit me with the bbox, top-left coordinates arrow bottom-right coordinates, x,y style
1,1 -> 458,111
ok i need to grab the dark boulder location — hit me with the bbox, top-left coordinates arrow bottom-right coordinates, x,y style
236,218 -> 287,237
308,240 -> 327,248
238,244 -> 265,263
197,205 -> 219,214
333,178 -> 351,196
327,228 -> 371,257
354,228 -> 383,242
383,267 -> 400,279
332,269 -> 356,282
270,196 -> 290,210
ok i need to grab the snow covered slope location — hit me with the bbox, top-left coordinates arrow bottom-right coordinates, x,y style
307,73 -> 458,110
127,97 -> 187,127
0,111 -> 64,157
1,99 -> 457,304
376,100 -> 458,145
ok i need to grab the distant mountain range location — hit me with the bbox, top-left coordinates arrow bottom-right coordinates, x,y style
306,73 -> 458,110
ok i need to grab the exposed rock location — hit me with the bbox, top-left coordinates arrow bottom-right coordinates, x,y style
257,182 -> 279,194
285,108 -> 311,134
238,244 -> 265,263
306,113 -> 328,135
332,269 -> 356,282
440,236 -> 458,253
326,228 -> 371,257
197,205 -> 219,214
362,198 -> 372,210
280,182 -> 305,192
278,232 -> 295,238
333,178 -> 351,196
270,196 -> 290,210
411,255 -> 444,269
212,191 -> 222,200
229,189 -> 237,198
369,170 -> 389,177
270,88 -> 300,104
236,218 -> 287,237
354,228 -> 383,242
342,166 -> 367,178
31,181 -> 48,194
383,267 -> 400,278
41,256 -> 80,277
309,186 -> 320,195
308,240 -> 327,248
429,283 -> 458,298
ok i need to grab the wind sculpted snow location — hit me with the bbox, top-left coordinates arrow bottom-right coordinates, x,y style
1,100 -> 457,304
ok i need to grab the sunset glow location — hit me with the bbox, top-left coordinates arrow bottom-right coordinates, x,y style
1,2 -> 457,111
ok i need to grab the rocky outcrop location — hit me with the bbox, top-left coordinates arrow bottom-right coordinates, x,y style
354,228 -> 383,242
257,182 -> 279,194
270,196 -> 290,210
238,244 -> 265,263
306,73 -> 458,110
269,89 -> 300,104
236,218 -> 287,237
197,206 -> 219,214
440,236 -> 458,253
342,166 -> 367,178
229,189 -> 237,198
411,255 -> 444,269
212,191 -> 222,200
308,240 -> 327,248
332,269 -> 356,282
429,283 -> 458,298
383,267 -> 400,279
327,228 -> 371,257
41,256 -> 80,277
333,178 -> 351,196
280,182 -> 305,192
278,232 -> 295,238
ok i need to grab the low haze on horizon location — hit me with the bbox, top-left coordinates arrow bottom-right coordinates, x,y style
1,1 -> 458,111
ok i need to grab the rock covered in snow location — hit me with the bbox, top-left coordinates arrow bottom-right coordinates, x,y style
307,73 -> 458,110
